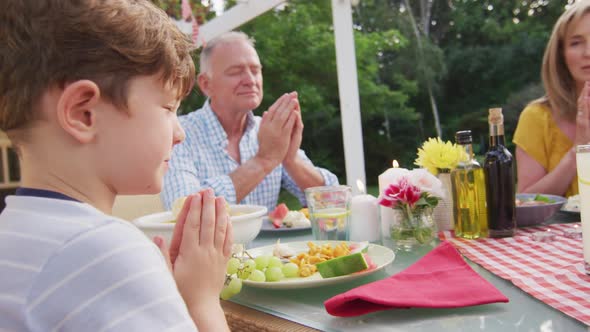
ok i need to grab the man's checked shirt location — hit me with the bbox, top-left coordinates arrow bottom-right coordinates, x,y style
161,101 -> 338,212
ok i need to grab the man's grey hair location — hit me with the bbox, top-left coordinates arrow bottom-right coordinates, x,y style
199,31 -> 256,75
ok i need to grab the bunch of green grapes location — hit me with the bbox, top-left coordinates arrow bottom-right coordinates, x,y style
219,253 -> 300,300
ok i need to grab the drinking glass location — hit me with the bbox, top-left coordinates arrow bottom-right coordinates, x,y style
576,144 -> 590,275
304,186 -> 352,241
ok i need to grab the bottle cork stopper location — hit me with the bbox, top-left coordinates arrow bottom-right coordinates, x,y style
488,108 -> 503,125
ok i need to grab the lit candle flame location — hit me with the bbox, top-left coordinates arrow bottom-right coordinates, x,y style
356,179 -> 366,194
392,160 -> 399,168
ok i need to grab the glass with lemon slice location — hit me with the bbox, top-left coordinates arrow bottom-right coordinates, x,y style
576,144 -> 590,274
304,186 -> 352,241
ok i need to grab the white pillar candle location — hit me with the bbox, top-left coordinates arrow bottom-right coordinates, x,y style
377,168 -> 409,192
350,194 -> 380,242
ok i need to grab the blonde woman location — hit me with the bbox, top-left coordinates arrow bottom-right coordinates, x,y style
514,1 -> 590,197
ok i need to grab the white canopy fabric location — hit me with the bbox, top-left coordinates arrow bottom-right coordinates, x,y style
196,0 -> 366,193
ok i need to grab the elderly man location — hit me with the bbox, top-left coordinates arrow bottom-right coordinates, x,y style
161,31 -> 338,212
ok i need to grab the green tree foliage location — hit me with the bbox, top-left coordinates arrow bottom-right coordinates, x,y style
353,0 -> 447,140
152,0 -> 214,22
221,0 -> 420,181
153,0 -> 568,186
152,0 -> 215,115
439,0 -> 566,151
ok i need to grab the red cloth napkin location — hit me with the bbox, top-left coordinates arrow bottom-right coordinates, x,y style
324,241 -> 509,317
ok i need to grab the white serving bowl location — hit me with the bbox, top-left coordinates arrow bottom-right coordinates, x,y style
132,204 -> 267,245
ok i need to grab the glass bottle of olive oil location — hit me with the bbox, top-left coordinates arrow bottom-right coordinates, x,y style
451,130 -> 488,239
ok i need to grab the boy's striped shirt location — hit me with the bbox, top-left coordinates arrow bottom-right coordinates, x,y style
0,195 -> 197,332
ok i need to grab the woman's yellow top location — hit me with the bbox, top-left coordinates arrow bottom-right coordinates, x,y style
513,103 -> 578,197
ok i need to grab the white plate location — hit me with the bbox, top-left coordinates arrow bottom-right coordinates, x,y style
260,218 -> 311,232
561,195 -> 580,213
242,241 -> 395,289
561,207 -> 580,213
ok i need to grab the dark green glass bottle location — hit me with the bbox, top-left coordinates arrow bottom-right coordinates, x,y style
484,108 -> 516,237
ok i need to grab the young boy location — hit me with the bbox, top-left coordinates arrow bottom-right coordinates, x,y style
0,1 -> 232,331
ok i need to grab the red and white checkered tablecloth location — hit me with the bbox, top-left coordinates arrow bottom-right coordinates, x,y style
439,223 -> 590,326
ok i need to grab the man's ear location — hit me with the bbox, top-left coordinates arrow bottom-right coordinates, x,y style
196,73 -> 211,98
55,80 -> 100,144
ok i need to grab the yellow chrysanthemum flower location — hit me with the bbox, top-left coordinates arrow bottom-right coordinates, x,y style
414,137 -> 468,175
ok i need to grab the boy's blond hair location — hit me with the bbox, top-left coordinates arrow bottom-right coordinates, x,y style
0,0 -> 195,144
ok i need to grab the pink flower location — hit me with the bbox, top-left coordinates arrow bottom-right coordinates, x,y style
378,178 -> 421,208
408,168 -> 445,198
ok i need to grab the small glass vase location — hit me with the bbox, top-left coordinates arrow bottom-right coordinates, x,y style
382,206 -> 436,251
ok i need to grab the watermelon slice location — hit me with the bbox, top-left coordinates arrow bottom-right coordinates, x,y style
348,254 -> 377,276
363,253 -> 377,271
348,243 -> 377,272
269,203 -> 289,228
316,252 -> 369,278
349,241 -> 369,254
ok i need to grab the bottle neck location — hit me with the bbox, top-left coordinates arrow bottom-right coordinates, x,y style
489,123 -> 505,147
461,143 -> 474,160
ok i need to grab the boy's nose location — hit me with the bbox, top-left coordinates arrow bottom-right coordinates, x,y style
172,118 -> 185,145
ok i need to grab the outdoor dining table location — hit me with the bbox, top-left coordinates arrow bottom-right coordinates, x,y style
222,213 -> 588,331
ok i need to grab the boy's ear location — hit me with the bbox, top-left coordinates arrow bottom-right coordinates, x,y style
56,80 -> 100,143
196,73 -> 211,97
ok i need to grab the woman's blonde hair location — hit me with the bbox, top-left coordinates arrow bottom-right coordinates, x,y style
536,1 -> 590,121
